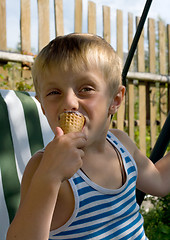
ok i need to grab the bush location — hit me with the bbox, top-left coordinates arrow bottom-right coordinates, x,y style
0,62 -> 34,91
140,194 -> 170,239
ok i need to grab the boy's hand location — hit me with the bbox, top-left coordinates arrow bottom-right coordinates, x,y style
38,127 -> 87,183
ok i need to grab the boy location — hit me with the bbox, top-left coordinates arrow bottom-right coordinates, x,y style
7,33 -> 170,240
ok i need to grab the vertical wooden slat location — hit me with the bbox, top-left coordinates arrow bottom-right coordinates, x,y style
136,18 -> 145,70
0,0 -> 7,80
128,13 -> 134,71
20,0 -> 31,80
167,24 -> 170,112
136,17 -> 146,154
159,21 -> 166,75
21,0 -> 31,52
75,0 -> 82,33
103,6 -> 110,43
0,0 -> 7,50
128,13 -> 134,141
37,0 -> 50,51
54,0 -> 64,36
159,20 -> 167,128
149,19 -> 156,74
148,18 -> 157,149
128,81 -> 134,139
116,9 -> 124,131
116,10 -> 123,60
168,25 -> 170,75
88,1 -> 96,34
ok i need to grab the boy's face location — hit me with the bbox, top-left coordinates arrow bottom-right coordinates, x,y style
37,66 -> 121,145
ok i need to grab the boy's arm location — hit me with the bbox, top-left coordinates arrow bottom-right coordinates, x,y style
134,147 -> 170,196
111,129 -> 170,197
7,128 -> 87,240
6,151 -> 62,240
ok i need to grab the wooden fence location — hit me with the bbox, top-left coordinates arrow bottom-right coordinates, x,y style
0,0 -> 170,155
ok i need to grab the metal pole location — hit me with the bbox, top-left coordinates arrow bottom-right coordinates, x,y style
122,0 -> 153,86
120,0 -> 170,204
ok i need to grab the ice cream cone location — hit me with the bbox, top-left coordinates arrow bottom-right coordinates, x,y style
59,111 -> 85,134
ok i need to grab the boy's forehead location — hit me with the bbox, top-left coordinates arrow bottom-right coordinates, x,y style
43,64 -> 103,79
43,62 -> 102,77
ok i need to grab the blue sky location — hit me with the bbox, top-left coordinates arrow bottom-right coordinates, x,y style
6,0 -> 170,53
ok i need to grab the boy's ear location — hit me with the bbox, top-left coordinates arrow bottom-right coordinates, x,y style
35,95 -> 45,115
109,86 -> 126,114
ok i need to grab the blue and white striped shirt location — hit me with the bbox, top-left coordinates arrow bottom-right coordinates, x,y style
49,131 -> 148,239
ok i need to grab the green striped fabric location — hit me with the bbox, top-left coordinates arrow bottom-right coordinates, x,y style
0,89 -> 53,239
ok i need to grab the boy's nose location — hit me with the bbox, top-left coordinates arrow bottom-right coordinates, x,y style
63,90 -> 79,111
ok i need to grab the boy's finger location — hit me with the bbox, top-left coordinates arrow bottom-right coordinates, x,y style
55,127 -> 64,138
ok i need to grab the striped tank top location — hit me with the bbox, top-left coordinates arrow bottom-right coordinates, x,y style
49,131 -> 148,240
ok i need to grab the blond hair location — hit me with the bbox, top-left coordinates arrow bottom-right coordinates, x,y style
32,33 -> 122,97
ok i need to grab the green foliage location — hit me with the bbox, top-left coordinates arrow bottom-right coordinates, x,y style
140,194 -> 170,240
0,62 -> 34,91
15,79 -> 33,91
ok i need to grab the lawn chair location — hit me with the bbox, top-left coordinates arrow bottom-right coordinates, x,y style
0,89 -> 169,239
0,89 -> 54,239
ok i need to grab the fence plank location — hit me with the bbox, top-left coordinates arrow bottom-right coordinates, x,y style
167,24 -> 170,111
117,10 -> 123,60
168,25 -> 170,75
128,12 -> 134,71
148,18 -> 157,149
139,82 -> 146,153
159,20 -> 167,128
128,13 -> 134,141
88,1 -> 96,34
75,0 -> 82,33
54,0 -> 64,36
117,9 -> 124,131
128,81 -> 134,140
37,0 -> 50,51
103,6 -> 110,43
136,17 -> 145,71
0,0 -> 7,80
0,0 -> 7,50
148,19 -> 156,73
21,0 -> 31,53
159,21 -> 166,75
136,17 -> 146,154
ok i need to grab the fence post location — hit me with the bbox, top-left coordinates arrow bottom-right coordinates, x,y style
0,0 -> 7,50
136,16 -> 146,154
54,0 -> 64,36
159,20 -> 167,128
37,0 -> 50,51
117,9 -> 125,131
21,0 -> 31,53
103,6 -> 111,44
75,0 -> 82,33
88,1 -> 96,34
168,24 -> 170,112
148,18 -> 157,149
128,13 -> 134,141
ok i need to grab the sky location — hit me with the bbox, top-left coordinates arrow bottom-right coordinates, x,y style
6,0 -> 170,53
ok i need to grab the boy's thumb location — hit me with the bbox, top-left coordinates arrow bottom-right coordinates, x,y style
55,127 -> 64,138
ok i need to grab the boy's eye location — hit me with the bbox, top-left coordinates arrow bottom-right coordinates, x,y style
47,90 -> 60,96
80,87 -> 94,92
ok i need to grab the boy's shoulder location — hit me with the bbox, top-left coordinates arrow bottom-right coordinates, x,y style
109,128 -> 130,142
24,150 -> 44,180
109,129 -> 136,157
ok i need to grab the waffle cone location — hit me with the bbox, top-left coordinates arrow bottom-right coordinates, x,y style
59,111 -> 85,134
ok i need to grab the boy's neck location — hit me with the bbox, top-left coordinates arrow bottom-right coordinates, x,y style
84,133 -> 109,154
